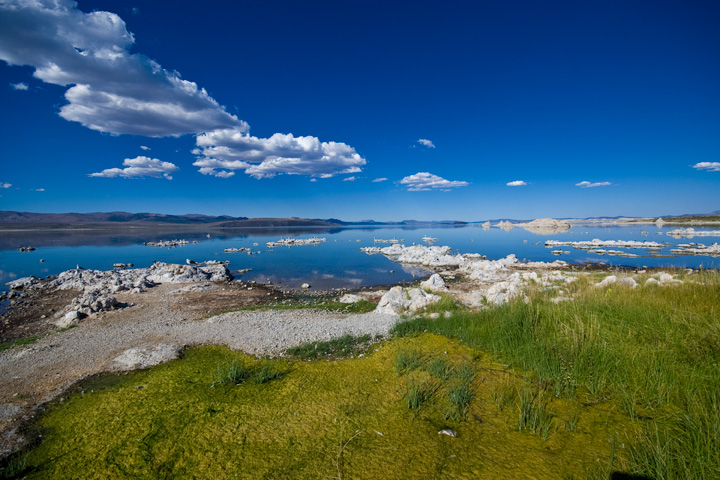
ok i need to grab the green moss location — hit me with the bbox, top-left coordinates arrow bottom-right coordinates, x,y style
16,335 -> 627,479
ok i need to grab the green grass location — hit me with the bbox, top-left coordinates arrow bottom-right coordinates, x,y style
8,337 -> 629,479
395,348 -> 425,374
0,335 -> 40,352
404,378 -> 437,412
214,358 -> 289,386
233,298 -> 377,314
285,333 -> 374,360
391,269 -> 720,479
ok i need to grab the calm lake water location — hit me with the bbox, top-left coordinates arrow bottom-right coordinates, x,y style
1,224 -> 719,292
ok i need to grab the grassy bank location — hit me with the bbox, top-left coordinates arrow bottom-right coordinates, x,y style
2,270 -> 718,479
392,269 -> 720,479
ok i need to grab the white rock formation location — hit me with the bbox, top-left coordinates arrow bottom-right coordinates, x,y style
517,218 -> 571,234
421,273 -> 448,292
375,286 -> 441,315
338,294 -> 363,304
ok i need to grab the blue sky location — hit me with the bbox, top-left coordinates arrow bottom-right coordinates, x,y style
0,0 -> 718,221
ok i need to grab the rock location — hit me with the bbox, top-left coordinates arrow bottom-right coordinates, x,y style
113,344 -> 181,370
375,286 -> 440,315
644,278 -> 659,286
482,221 -> 491,230
484,276 -> 522,305
594,275 -> 617,287
375,286 -> 407,315
617,277 -> 638,288
438,429 -> 457,437
6,276 -> 38,290
420,273 -> 448,292
338,294 -> 363,304
518,218 -> 571,234
496,220 -> 514,231
428,313 -> 440,319
55,310 -> 83,328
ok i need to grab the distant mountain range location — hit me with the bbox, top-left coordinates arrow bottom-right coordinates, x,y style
0,210 -> 716,228
0,211 -> 469,228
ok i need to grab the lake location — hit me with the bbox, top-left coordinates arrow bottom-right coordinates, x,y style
1,224 -> 719,292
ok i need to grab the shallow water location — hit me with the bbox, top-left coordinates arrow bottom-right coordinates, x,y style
1,224 -> 718,291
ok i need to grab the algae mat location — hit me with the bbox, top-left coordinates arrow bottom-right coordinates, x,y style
16,335 -> 627,479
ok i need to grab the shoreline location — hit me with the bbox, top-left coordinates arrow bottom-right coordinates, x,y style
0,245 -> 705,460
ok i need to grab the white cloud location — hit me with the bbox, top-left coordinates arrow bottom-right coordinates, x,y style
34,188 -> 45,191
693,162 -> 720,172
0,0 -> 243,137
372,177 -> 388,182
417,139 -> 435,148
506,180 -> 527,187
343,176 -> 357,182
140,145 -> 150,151
576,181 -> 611,188
10,82 -> 28,90
310,178 -> 317,182
89,156 -> 178,180
0,182 -> 11,188
193,128 -> 366,179
400,172 -> 469,191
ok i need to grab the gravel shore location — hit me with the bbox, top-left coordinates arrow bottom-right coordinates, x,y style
0,282 -> 396,457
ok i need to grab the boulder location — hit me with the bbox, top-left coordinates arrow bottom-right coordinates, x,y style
338,294 -> 363,304
420,273 -> 448,292
617,277 -> 638,288
55,310 -> 83,328
6,276 -> 39,290
375,286 -> 440,315
594,275 -> 617,287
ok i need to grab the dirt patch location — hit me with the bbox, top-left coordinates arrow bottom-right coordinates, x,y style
0,289 -> 79,343
170,281 -> 289,319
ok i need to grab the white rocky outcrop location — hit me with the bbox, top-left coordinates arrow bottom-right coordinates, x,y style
420,273 -> 448,292
6,276 -> 40,290
545,239 -> 665,249
670,243 -> 720,256
5,262 -> 234,326
666,228 -> 720,238
517,218 -> 571,234
338,293 -> 363,304
375,286 -> 441,315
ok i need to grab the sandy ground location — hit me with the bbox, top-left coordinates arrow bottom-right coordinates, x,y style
0,281 -> 393,458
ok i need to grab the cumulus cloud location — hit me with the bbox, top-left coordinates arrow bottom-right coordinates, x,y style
0,182 -> 11,188
576,181 -> 611,188
89,156 -> 178,179
0,0 -> 243,137
417,139 -> 435,148
342,176 -> 357,182
506,180 -> 527,187
372,177 -> 388,182
10,82 -> 28,90
693,162 -> 720,172
400,172 -> 469,191
193,128 -> 366,179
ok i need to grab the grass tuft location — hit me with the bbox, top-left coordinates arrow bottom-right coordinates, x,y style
285,334 -> 374,360
215,359 -> 289,386
395,349 -> 425,375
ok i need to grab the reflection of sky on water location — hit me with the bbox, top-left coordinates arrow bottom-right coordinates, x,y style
1,225 -> 719,292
